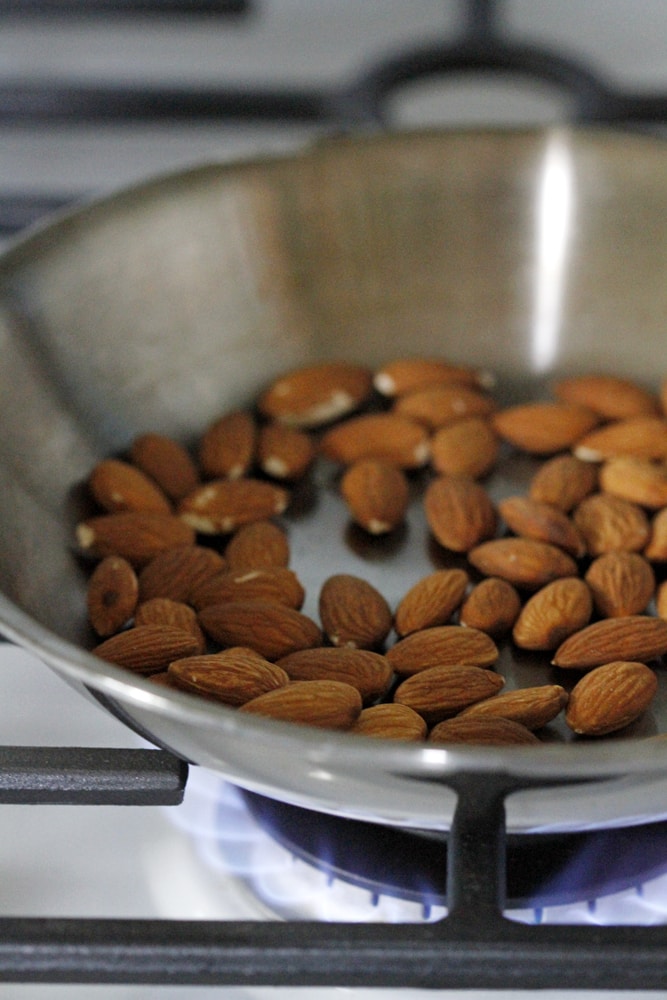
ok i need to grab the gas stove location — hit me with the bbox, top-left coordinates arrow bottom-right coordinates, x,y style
3,2 -> 667,996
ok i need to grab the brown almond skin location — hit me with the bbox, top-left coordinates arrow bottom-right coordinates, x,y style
76,512 -> 196,568
429,417 -> 500,479
258,362 -> 373,428
134,597 -> 206,653
394,663 -> 504,725
319,574 -> 393,650
340,459 -> 410,535
585,551 -> 656,618
178,478 -> 289,534
424,475 -> 497,553
319,413 -> 430,469
498,495 -> 586,558
394,569 -> 469,637
224,520 -> 290,570
350,703 -> 428,741
198,409 -> 257,480
190,567 -> 305,612
386,625 -> 498,677
198,600 -> 322,661
553,375 -> 659,420
491,402 -> 599,455
512,577 -> 593,651
257,423 -> 316,481
88,458 -> 173,515
645,507 -> 667,561
129,432 -> 200,502
86,555 -> 138,637
428,716 -> 540,746
239,679 -> 362,730
373,357 -> 492,397
599,456 -> 667,510
573,493 -> 650,556
565,660 -> 658,735
276,647 -> 393,703
467,538 -> 578,590
393,384 -> 495,431
93,624 -> 201,675
138,544 -> 227,603
552,615 -> 667,669
458,577 -> 522,636
168,648 -> 289,706
459,684 -> 569,730
528,454 -> 599,512
574,415 -> 667,462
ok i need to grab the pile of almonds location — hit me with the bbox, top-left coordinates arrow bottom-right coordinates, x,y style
75,358 -> 667,746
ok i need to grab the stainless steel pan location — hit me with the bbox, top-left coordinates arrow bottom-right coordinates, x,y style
2,126 -> 667,834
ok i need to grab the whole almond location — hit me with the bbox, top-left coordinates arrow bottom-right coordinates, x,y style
168,648 -> 289,706
553,374 -> 658,420
224,520 -> 290,570
340,459 -> 410,535
318,573 -> 393,650
599,456 -> 667,509
76,511 -> 195,567
239,679 -> 362,730
129,433 -> 200,502
565,660 -> 658,735
393,384 -> 495,430
386,624 -> 498,677
424,475 -> 497,553
491,402 -> 599,455
585,551 -> 656,618
276,647 -> 393,703
351,703 -> 427,741
88,458 -> 172,515
198,409 -> 257,480
498,495 -> 586,558
373,356 -> 493,397
93,623 -> 201,674
512,577 -> 593,651
190,566 -> 305,612
459,684 -> 569,730
258,362 -> 373,428
552,615 -> 667,669
138,543 -> 227,603
257,423 -> 316,480
198,600 -> 322,661
134,597 -> 206,652
572,493 -> 650,555
86,555 -> 139,637
393,663 -> 504,725
458,577 -> 522,636
645,507 -> 667,561
178,478 -> 289,534
319,413 -> 430,469
467,538 -> 578,590
574,415 -> 667,462
428,716 -> 540,745
430,417 -> 500,479
528,453 -> 599,512
394,568 -> 469,637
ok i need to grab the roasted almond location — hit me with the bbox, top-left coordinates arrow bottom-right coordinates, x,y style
565,660 -> 658,735
394,568 -> 469,637
224,520 -> 290,570
645,507 -> 667,561
573,415 -> 667,462
498,495 -> 586,558
93,623 -> 201,674
424,475 -> 497,553
137,543 -> 227,603
88,458 -> 172,515
552,615 -> 667,669
86,555 -> 139,637
373,356 -> 493,397
572,493 -> 650,555
198,409 -> 257,480
386,624 -> 498,677
553,374 -> 658,420
319,413 -> 430,469
655,580 -> 667,620
76,511 -> 195,567
239,679 -> 362,730
393,663 -> 504,725
491,402 -> 599,455
584,551 -> 656,618
340,459 -> 410,535
198,600 -> 322,661
512,577 -> 593,651
189,566 -> 305,611
257,362 -> 373,428
528,453 -> 599,512
178,478 -> 289,534
276,647 -> 393,703
428,716 -> 540,745
129,432 -> 200,502
467,538 -> 578,590
458,577 -> 522,636
598,456 -> 667,509
168,648 -> 289,706
318,573 -> 393,650
393,384 -> 495,430
429,417 -> 500,479
350,703 -> 427,741
459,684 -> 569,730
257,423 -> 316,480
134,597 -> 206,652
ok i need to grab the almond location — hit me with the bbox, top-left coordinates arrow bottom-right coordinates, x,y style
86,555 -> 139,637
239,679 -> 362,730
168,648 -> 289,706
257,423 -> 316,480
645,507 -> 667,561
257,362 -> 373,428
585,551 -> 656,618
373,356 -> 494,397
198,409 -> 257,480
350,703 -> 427,741
386,624 -> 498,677
276,647 -> 393,703
655,580 -> 667,620
424,475 -> 497,553
197,600 -> 322,661
318,573 -> 393,650
319,413 -> 430,469
572,493 -> 650,555
491,402 -> 599,455
189,566 -> 305,611
76,511 -> 195,567
88,458 -> 172,514
458,577 -> 522,636
428,716 -> 540,745
137,544 -> 226,603
393,663 -> 504,725
340,459 -> 410,535
553,374 -> 658,420
573,415 -> 667,462
393,384 -> 495,430
552,615 -> 667,669
512,577 -> 593,651
498,495 -> 586,558
598,456 -> 667,509
134,597 -> 206,652
467,538 -> 578,590
224,520 -> 290,570
93,623 -> 201,674
394,568 -> 469,637
565,660 -> 658,735
459,684 -> 569,730
178,478 -> 289,534
129,433 -> 200,502
528,454 -> 599,512
429,417 -> 500,479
